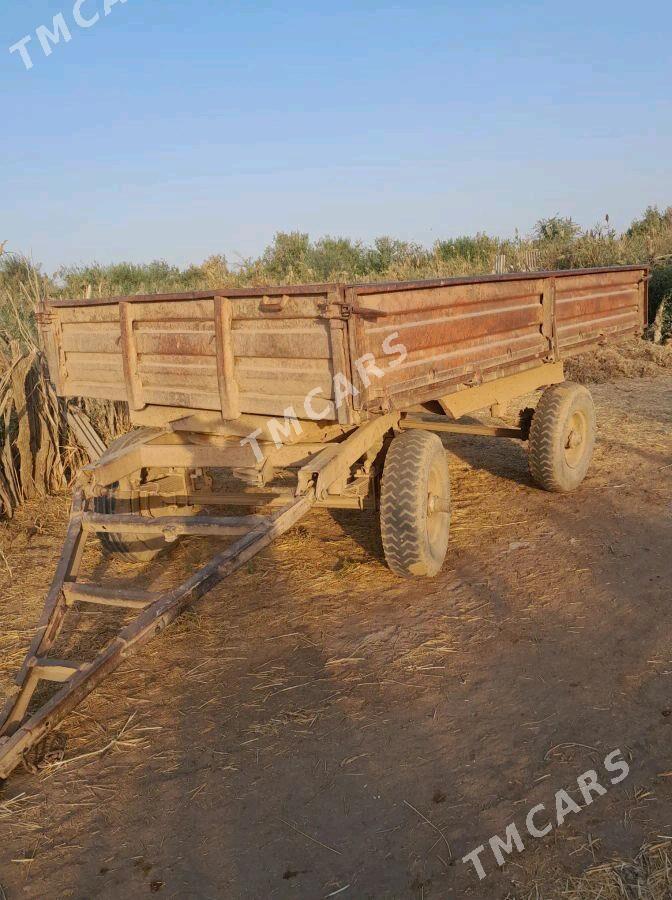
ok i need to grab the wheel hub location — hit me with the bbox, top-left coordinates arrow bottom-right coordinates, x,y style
565,429 -> 582,450
427,493 -> 450,515
563,410 -> 588,467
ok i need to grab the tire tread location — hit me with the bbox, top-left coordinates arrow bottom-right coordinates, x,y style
528,382 -> 595,492
380,431 -> 449,577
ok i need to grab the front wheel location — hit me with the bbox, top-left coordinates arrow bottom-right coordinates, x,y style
380,431 -> 451,578
528,382 -> 596,492
94,477 -> 169,563
92,430 -> 192,563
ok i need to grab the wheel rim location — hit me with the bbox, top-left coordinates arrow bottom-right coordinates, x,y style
564,410 -> 588,468
426,458 -> 449,551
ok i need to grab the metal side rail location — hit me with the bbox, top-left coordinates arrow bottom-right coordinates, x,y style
0,487 -> 314,780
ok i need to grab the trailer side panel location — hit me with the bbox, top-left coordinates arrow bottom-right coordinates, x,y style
349,267 -> 646,412
44,290 -> 346,421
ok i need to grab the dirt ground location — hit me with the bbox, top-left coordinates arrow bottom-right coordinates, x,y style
0,366 -> 671,899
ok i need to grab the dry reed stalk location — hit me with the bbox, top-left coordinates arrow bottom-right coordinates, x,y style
0,348 -> 126,518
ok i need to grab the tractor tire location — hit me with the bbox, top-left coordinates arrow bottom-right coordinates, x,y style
94,484 -> 168,563
380,430 -> 451,578
528,382 -> 596,492
93,430 -> 181,563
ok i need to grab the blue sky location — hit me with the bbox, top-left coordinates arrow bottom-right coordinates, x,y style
2,0 -> 671,273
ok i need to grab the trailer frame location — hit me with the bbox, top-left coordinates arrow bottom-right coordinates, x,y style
0,391 -> 535,780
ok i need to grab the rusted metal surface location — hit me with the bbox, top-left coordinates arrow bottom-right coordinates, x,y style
41,266 -> 648,422
48,291 -> 342,420
46,283 -> 343,307
554,270 -> 647,352
350,267 -> 647,413
347,264 -> 647,297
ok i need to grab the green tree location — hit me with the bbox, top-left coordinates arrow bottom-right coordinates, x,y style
260,232 -> 312,281
365,237 -> 425,274
309,236 -> 368,280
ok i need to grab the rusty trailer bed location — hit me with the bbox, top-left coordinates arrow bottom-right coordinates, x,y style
39,266 -> 648,425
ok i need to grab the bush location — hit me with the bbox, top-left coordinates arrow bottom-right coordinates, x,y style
56,260 -> 206,298
258,232 -> 313,282
434,233 -> 499,267
309,237 -> 369,281
533,216 -> 581,243
627,205 -> 672,238
649,266 -> 672,338
365,237 -> 425,275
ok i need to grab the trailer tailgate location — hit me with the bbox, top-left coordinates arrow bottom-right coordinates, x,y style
41,287 -> 350,422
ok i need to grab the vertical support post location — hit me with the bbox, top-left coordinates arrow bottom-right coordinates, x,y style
329,318 -> 354,425
639,272 -> 649,328
214,296 -> 241,420
119,302 -> 144,410
344,287 -> 365,411
541,277 -> 559,360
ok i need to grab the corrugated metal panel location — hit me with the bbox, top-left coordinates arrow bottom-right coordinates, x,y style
555,270 -> 644,351
233,296 -> 336,417
350,267 -> 647,412
52,290 -> 339,419
58,305 -> 125,399
352,279 -> 550,409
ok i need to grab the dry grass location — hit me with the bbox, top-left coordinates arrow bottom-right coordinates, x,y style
0,252 -> 127,518
564,840 -> 672,899
565,338 -> 672,384
0,790 -> 43,834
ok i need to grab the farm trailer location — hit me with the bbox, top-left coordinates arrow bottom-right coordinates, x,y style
0,265 -> 647,779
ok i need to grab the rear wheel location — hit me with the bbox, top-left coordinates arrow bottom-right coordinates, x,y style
380,431 -> 451,578
528,382 -> 596,492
